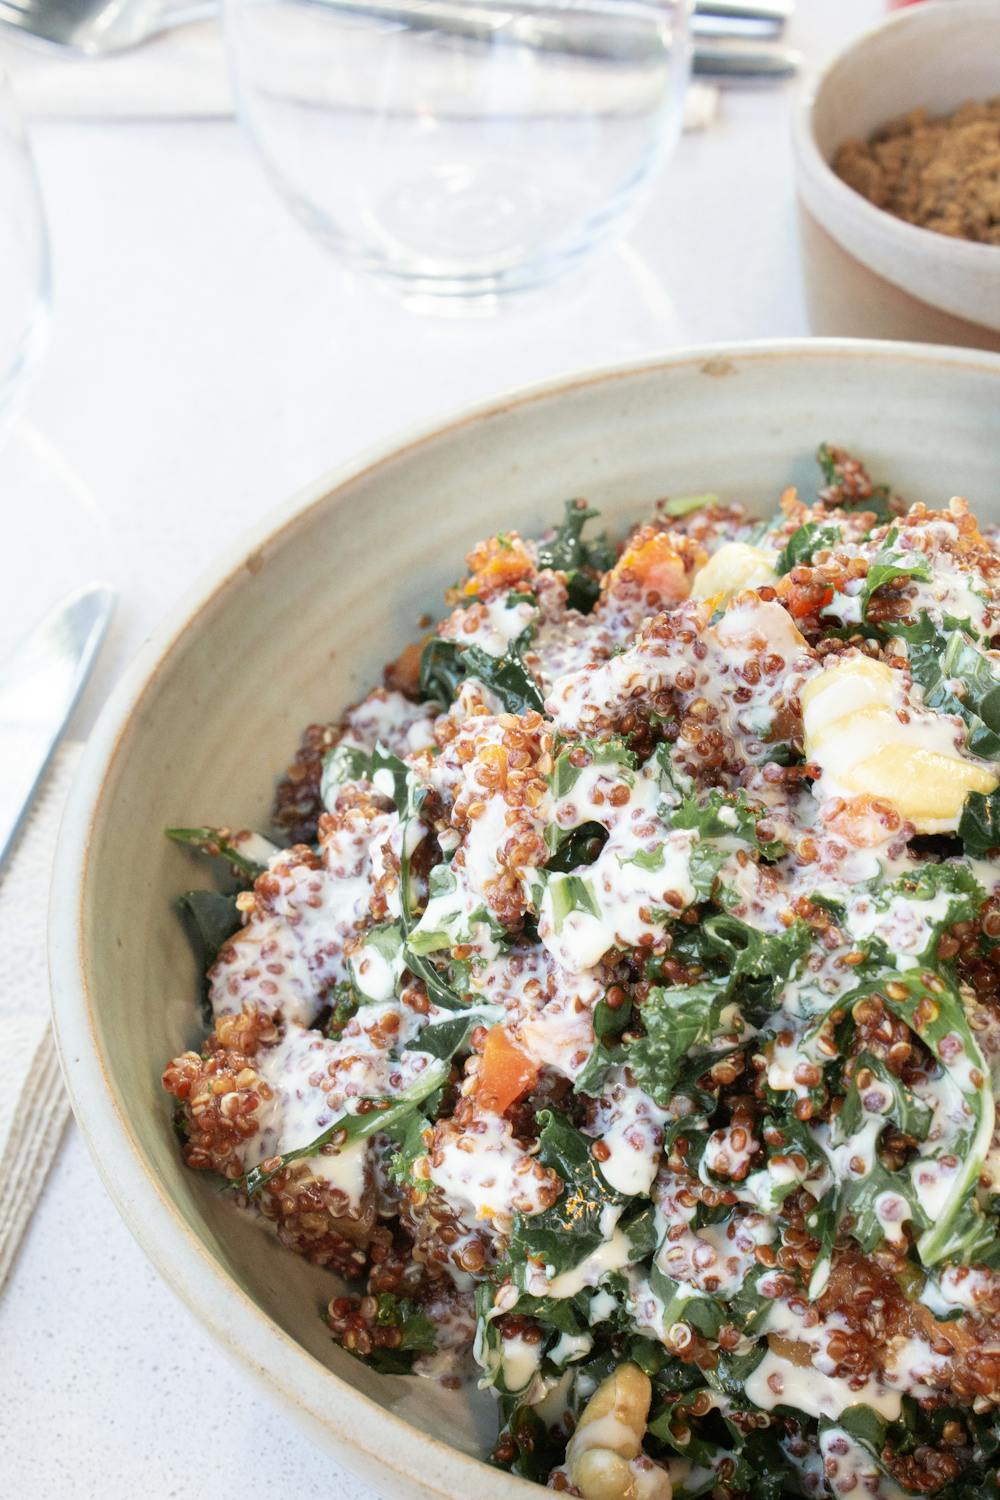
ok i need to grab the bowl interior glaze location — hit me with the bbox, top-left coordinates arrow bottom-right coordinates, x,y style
50,342 -> 1000,1500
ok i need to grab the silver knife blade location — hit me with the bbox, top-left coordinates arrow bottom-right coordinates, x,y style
695,0 -> 793,21
0,583 -> 115,871
693,12 -> 784,39
299,0 -> 797,69
693,38 -> 800,76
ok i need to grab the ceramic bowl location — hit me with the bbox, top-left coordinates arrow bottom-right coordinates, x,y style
50,339 -> 1000,1500
791,0 -> 1000,351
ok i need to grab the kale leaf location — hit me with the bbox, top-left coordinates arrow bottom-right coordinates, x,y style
404,1013 -> 476,1061
891,614 -> 1000,759
418,637 -> 466,706
167,826 -> 268,881
625,980 -> 728,1109
833,1049 -> 932,1145
959,787 -> 1000,856
574,994 -> 633,1097
463,639 -> 545,713
536,499 -> 615,614
176,889 -> 241,1022
324,980 -> 361,1040
544,821 -> 608,873
661,788 -> 785,904
383,1109 -> 436,1191
417,633 -> 544,713
775,521 -> 842,576
235,1060 -> 448,1196
816,442 -> 895,523
360,1293 -> 438,1374
839,965 -> 992,1266
492,1402 -> 567,1483
699,914 -> 810,985
549,737 -> 636,800
860,528 -> 933,614
508,1110 -> 624,1274
838,1160 -> 928,1254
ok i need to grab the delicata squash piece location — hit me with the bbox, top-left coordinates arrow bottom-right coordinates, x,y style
802,654 -> 998,833
566,1364 -> 671,1500
689,540 -> 778,606
463,532 -> 535,597
612,528 -> 706,602
476,1026 -> 539,1115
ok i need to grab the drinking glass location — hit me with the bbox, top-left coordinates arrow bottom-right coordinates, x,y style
0,70 -> 50,444
226,0 -> 690,298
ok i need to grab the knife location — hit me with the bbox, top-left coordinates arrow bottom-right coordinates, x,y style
693,37 -> 800,75
297,0 -> 799,74
0,583 -> 115,872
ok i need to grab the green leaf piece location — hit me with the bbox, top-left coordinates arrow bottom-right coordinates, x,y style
418,637 -> 466,706
959,788 -> 1000,856
405,1013 -> 476,1061
775,521 -> 842,576
176,889 -> 241,1021
357,1293 -> 438,1374
891,613 -> 1000,759
549,737 -> 636,800
235,1060 -> 448,1197
461,638 -> 545,714
166,826 -> 267,881
860,528 -> 933,614
625,981 -> 729,1109
833,1049 -> 932,1146
509,1110 -> 624,1274
536,499 -> 615,613
663,492 -> 718,518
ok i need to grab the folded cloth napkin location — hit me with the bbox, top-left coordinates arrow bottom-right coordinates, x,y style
0,21 -> 718,128
0,22 -> 234,118
0,742 -> 80,1291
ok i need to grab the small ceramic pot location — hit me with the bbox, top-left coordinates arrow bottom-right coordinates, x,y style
791,0 -> 1000,350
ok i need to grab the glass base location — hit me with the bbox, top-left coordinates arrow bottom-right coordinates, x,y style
296,177 -> 649,303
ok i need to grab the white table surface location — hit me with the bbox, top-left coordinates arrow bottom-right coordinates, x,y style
0,1 -> 883,1493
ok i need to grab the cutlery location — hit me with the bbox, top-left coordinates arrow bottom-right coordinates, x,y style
0,0 -> 213,54
697,0 -> 791,20
0,583 -> 115,872
693,37 -> 800,75
0,0 -> 792,56
289,2 -> 802,78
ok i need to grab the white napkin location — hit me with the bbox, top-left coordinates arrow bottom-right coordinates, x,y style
1,22 -> 234,118
0,742 -> 79,1291
1,20 -> 718,128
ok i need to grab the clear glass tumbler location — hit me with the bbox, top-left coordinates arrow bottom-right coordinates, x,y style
226,0 -> 690,298
0,71 -> 50,443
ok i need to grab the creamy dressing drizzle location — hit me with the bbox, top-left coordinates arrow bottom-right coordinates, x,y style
176,493 -> 1000,1474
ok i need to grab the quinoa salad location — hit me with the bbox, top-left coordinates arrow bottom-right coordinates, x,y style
163,445 -> 1000,1499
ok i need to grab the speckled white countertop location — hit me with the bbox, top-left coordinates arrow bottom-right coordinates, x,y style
0,2 -> 881,1493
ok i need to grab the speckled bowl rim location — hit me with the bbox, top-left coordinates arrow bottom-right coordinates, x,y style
48,338 -> 1000,1495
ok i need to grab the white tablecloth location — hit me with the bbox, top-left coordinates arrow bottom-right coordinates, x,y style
0,2 -> 882,1494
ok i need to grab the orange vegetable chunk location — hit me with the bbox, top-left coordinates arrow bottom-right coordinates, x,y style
477,1026 -> 538,1115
